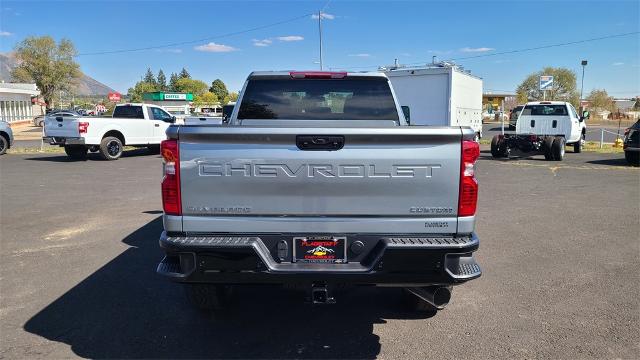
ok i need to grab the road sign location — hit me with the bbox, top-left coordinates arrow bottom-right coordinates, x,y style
108,92 -> 122,102
539,76 -> 554,91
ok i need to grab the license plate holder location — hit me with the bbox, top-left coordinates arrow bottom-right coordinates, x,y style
293,236 -> 347,263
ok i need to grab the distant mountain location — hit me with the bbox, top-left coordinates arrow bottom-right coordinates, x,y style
0,52 -> 115,96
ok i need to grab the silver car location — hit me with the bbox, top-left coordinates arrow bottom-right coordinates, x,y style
0,120 -> 14,155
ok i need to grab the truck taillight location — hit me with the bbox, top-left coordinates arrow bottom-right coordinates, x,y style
458,140 -> 479,217
161,139 -> 181,215
78,122 -> 89,134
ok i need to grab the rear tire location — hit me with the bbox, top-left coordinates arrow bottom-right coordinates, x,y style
184,284 -> 232,311
99,136 -> 123,160
64,145 -> 88,160
0,135 -> 7,155
573,136 -> 583,153
491,135 -> 503,158
543,137 -> 554,160
147,145 -> 160,154
402,288 -> 440,313
551,136 -> 565,161
625,151 -> 640,166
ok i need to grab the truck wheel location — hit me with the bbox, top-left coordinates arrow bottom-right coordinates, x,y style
402,288 -> 439,313
99,136 -> 123,160
491,135 -> 502,158
184,284 -> 232,311
543,137 -> 554,160
64,145 -> 88,160
573,135 -> 584,153
0,135 -> 7,155
551,136 -> 565,161
147,145 -> 160,154
625,151 -> 640,166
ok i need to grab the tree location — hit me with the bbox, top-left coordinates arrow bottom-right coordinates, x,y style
193,92 -> 219,107
516,67 -> 579,108
586,89 -> 615,113
127,81 -> 156,102
143,67 -> 156,85
174,78 -> 208,96
209,79 -> 229,102
157,69 -> 167,91
169,72 -> 179,91
179,67 -> 191,79
11,36 -> 81,109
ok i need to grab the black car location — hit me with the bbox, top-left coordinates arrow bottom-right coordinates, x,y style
623,120 -> 640,166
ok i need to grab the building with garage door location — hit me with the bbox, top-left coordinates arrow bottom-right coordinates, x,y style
0,83 -> 41,123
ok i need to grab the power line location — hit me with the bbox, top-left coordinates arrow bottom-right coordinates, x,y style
76,12 -> 314,56
330,31 -> 640,70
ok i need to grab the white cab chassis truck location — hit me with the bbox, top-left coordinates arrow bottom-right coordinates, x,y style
44,103 -> 176,160
156,71 -> 482,313
384,64 -> 483,140
491,101 -> 587,161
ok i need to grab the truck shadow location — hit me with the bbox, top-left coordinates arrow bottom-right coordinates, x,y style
24,149 -> 159,162
24,216 -> 432,359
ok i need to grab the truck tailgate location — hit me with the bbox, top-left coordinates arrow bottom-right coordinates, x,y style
44,116 -> 80,138
177,127 -> 463,232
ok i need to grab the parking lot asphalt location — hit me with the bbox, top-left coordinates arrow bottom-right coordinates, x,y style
0,149 -> 638,359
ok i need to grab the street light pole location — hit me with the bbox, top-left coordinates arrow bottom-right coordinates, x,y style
580,60 -> 588,108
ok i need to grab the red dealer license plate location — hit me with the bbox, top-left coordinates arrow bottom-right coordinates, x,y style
293,236 -> 347,263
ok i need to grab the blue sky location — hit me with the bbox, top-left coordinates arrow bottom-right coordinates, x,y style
1,0 -> 638,97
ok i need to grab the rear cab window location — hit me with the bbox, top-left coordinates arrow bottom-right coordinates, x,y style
238,76 -> 399,121
521,104 -> 568,116
113,105 -> 145,119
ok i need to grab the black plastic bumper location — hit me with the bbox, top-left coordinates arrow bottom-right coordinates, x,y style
157,232 -> 481,286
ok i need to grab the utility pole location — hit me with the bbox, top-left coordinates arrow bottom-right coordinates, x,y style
580,60 -> 588,109
318,10 -> 323,70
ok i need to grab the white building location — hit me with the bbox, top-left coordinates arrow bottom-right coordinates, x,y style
0,83 -> 41,123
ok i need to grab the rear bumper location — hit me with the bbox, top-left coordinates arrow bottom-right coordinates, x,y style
157,231 -> 481,286
43,136 -> 85,145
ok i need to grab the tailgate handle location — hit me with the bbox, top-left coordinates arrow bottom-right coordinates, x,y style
296,135 -> 344,151
56,116 -> 64,122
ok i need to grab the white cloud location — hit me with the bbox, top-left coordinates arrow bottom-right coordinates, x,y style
252,38 -> 273,47
311,12 -> 335,20
348,53 -> 371,57
612,62 -> 624,66
194,42 -> 237,53
0,31 -> 12,37
460,47 -> 495,53
277,35 -> 304,42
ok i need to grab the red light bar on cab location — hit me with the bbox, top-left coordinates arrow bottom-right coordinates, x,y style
290,71 -> 347,79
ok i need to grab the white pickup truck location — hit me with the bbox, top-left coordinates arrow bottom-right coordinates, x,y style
44,103 -> 176,160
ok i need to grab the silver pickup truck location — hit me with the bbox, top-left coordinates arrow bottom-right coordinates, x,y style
157,71 -> 481,312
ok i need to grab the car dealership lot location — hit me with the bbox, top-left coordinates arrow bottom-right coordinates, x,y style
0,150 -> 638,359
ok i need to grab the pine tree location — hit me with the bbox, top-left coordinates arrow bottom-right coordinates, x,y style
143,67 -> 156,86
169,72 -> 179,91
157,69 -> 167,91
179,67 -> 191,79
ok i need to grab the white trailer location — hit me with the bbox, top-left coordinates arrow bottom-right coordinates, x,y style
384,64 -> 483,139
